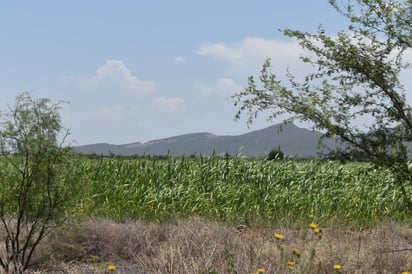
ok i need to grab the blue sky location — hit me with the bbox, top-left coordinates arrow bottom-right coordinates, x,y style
1,1 -> 410,145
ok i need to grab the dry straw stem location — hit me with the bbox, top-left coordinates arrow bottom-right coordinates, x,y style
18,218 -> 412,274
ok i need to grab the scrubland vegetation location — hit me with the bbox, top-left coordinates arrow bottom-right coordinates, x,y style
1,156 -> 410,273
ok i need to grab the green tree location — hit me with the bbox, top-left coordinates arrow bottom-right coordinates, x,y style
0,93 -> 80,273
266,148 -> 284,161
232,0 -> 412,207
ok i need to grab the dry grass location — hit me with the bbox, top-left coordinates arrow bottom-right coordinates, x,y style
20,218 -> 412,274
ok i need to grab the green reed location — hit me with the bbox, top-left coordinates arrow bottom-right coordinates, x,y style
68,156 -> 410,227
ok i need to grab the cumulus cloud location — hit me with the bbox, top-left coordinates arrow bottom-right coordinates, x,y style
216,78 -> 243,94
197,37 -> 305,71
197,78 -> 243,96
174,56 -> 185,63
71,59 -> 155,94
197,42 -> 243,63
152,97 -> 186,113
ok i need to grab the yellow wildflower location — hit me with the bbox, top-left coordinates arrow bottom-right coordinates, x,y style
274,233 -> 285,240
107,264 -> 117,271
313,228 -> 321,235
257,268 -> 265,273
288,261 -> 295,271
401,272 -> 411,274
334,264 -> 341,271
309,223 -> 317,230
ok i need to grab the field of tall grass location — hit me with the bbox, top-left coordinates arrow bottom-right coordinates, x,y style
71,156 -> 411,228
2,156 -> 411,273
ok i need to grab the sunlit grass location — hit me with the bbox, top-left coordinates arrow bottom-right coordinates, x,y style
69,156 -> 411,227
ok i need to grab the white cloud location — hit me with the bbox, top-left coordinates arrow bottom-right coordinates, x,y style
197,78 -> 243,96
71,59 -> 155,94
216,78 -> 243,94
174,56 -> 185,63
152,97 -> 186,113
198,42 -> 243,63
197,37 -> 305,72
84,105 -> 125,119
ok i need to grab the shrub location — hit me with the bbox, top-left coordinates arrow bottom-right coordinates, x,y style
0,93 -> 80,273
266,148 -> 284,161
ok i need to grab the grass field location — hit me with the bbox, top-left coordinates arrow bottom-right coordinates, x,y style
73,156 -> 411,228
1,156 -> 411,273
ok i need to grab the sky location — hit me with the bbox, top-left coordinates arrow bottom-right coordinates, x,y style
0,1 -> 410,145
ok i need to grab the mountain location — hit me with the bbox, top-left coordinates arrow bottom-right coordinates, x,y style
74,123 -> 337,157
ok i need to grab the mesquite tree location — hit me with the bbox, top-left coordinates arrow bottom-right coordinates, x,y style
0,93 -> 79,273
233,0 -> 412,207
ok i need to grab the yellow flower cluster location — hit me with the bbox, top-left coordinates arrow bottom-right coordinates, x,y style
309,223 -> 321,235
270,224 -> 347,273
309,223 -> 322,236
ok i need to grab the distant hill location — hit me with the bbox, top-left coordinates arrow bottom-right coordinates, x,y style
74,123 -> 338,158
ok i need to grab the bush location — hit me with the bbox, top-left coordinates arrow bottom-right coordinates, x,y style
266,149 -> 284,161
0,93 -> 81,273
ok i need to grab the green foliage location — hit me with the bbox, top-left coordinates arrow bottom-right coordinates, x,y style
69,157 -> 411,227
0,93 -> 81,273
266,148 -> 284,161
232,0 -> 412,208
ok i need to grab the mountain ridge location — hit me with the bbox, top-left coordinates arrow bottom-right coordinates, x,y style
74,123 -> 334,157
